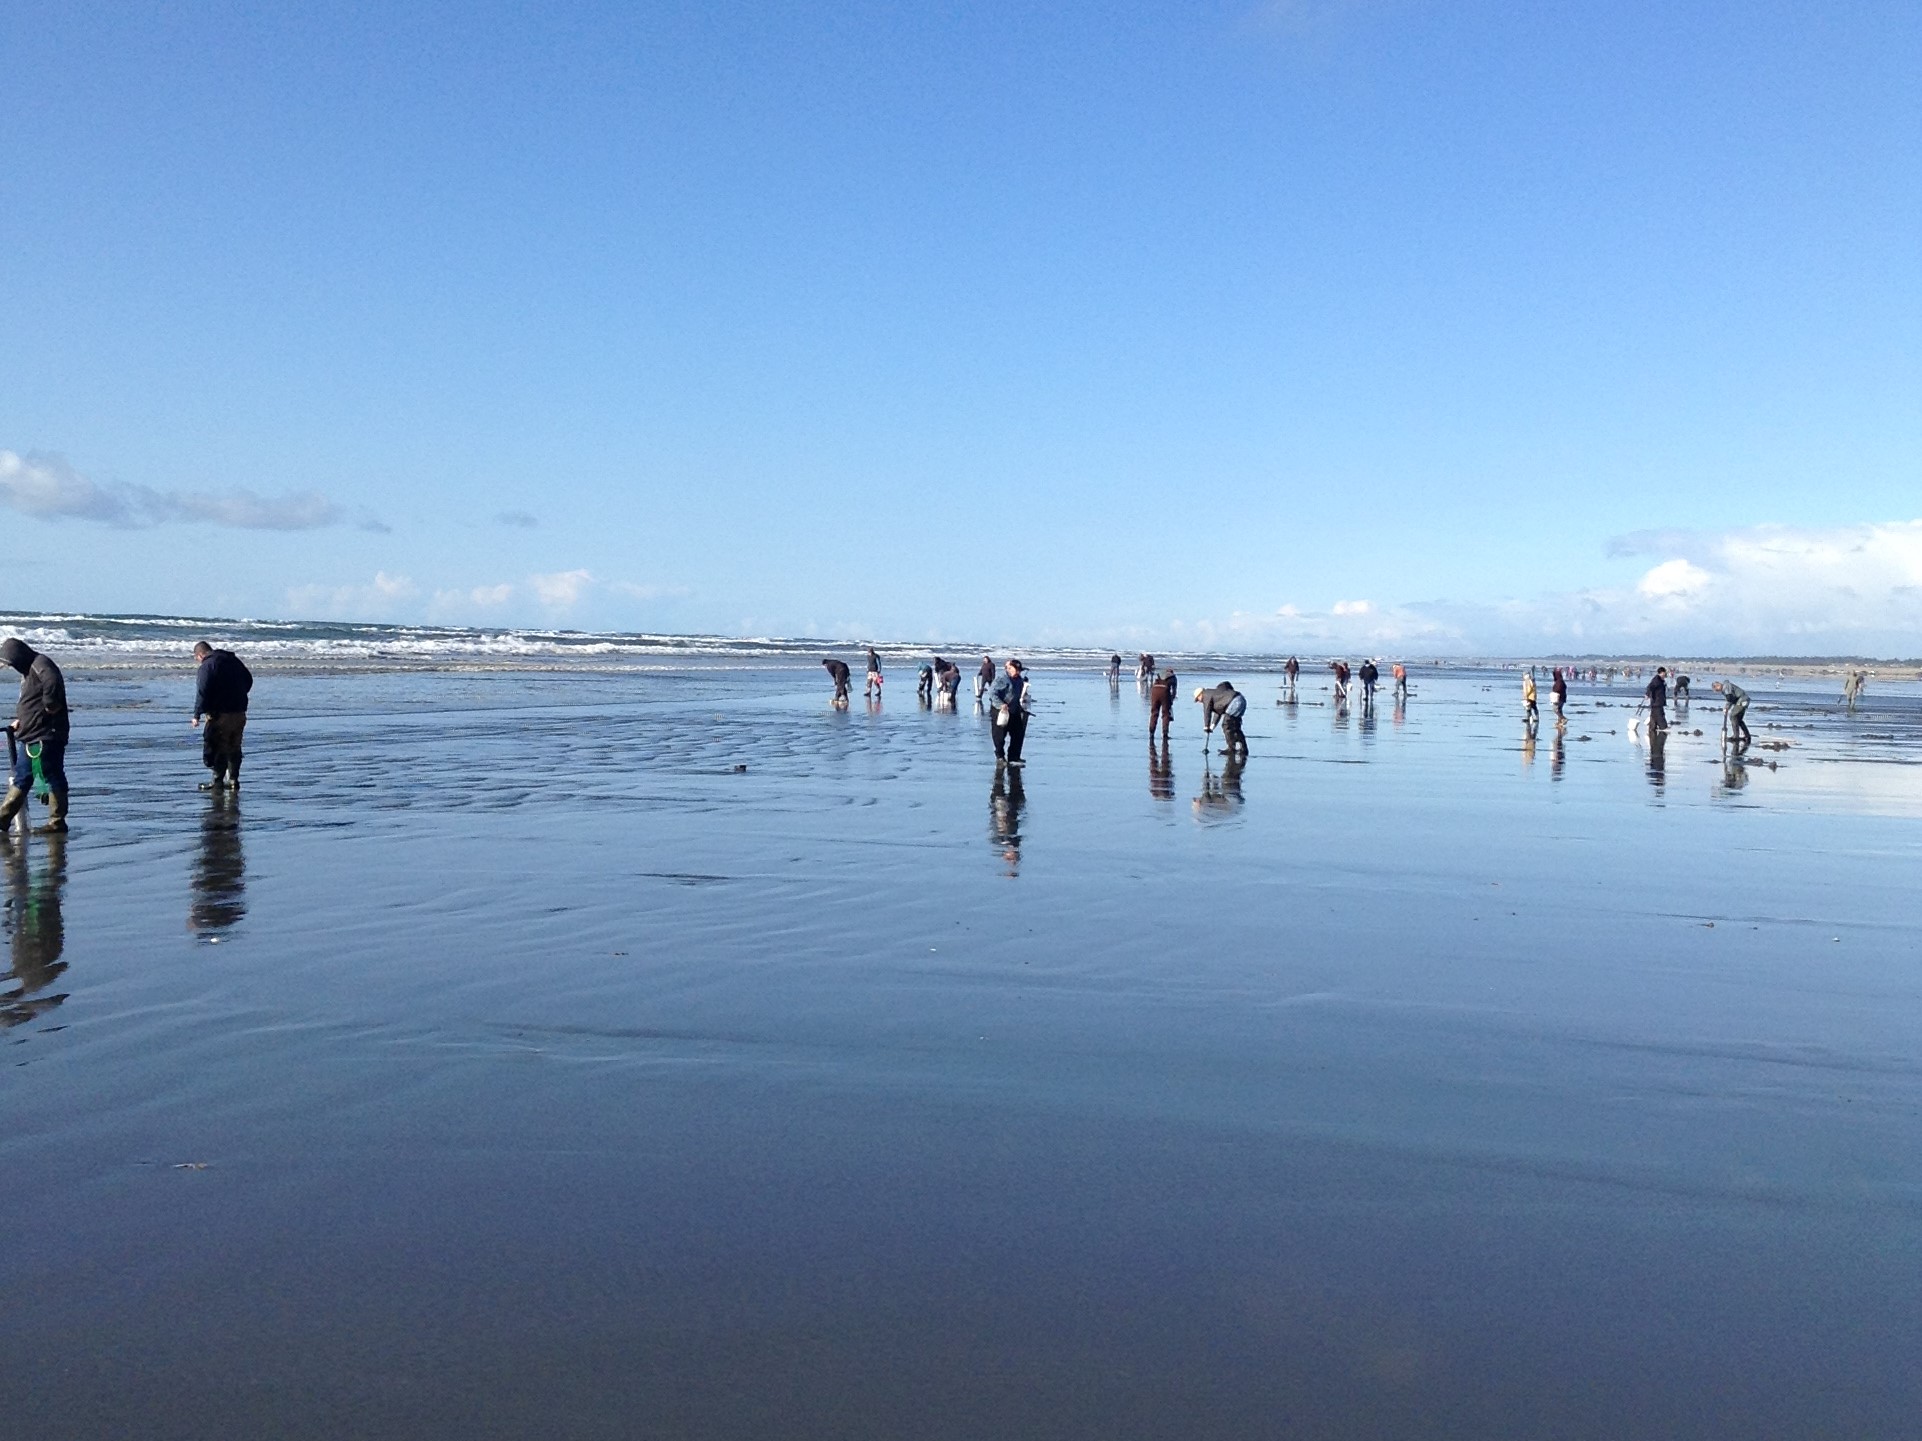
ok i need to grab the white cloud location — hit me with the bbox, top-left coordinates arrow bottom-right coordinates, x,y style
530,568 -> 594,609
1,448 -> 360,531
1636,558 -> 1712,599
1165,521 -> 1922,658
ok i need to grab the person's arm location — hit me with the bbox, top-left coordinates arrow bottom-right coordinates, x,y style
194,658 -> 212,721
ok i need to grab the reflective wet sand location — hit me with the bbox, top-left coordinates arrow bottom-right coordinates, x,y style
4,664 -> 1920,1439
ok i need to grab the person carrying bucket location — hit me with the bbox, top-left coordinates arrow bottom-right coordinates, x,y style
0,638 -> 70,833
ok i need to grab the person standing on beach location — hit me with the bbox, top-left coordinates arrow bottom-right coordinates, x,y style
1522,671 -> 1539,728
0,638 -> 69,833
975,654 -> 995,701
1713,680 -> 1751,749
1330,661 -> 1350,705
192,642 -> 253,791
822,658 -> 852,707
1644,666 -> 1669,732
1358,659 -> 1379,707
1551,666 -> 1568,723
986,659 -> 1029,765
864,648 -> 884,700
1148,667 -> 1175,741
1108,654 -> 1123,683
1392,662 -> 1407,699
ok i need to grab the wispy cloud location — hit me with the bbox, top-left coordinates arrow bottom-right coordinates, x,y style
1,448 -> 368,531
285,572 -> 419,621
494,510 -> 539,529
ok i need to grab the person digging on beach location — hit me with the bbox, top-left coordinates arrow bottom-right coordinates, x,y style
1285,655 -> 1300,691
1194,682 -> 1249,758
987,659 -> 1029,765
934,657 -> 962,706
0,638 -> 70,833
864,648 -> 883,699
822,658 -> 852,707
1392,662 -> 1407,699
975,654 -> 994,701
1644,667 -> 1669,732
192,642 -> 253,791
1330,660 -> 1350,705
1108,654 -> 1123,682
1713,680 -> 1751,750
1673,674 -> 1691,706
917,664 -> 935,704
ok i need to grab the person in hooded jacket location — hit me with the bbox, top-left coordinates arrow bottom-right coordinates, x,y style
1,638 -> 70,832
192,642 -> 254,789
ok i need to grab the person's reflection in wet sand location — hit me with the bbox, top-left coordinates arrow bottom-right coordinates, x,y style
1192,754 -> 1246,820
2,832 -> 69,1028
1646,725 -> 1668,792
1522,729 -> 1536,770
1148,740 -> 1174,802
1720,756 -> 1750,795
1359,702 -> 1377,742
190,792 -> 247,936
989,767 -> 1025,877
1393,695 -> 1406,729
1550,727 -> 1566,782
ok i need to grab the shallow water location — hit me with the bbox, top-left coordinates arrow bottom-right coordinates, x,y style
4,665 -> 1920,1439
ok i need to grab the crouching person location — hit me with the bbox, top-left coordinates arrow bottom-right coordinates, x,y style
1,638 -> 69,833
193,642 -> 254,790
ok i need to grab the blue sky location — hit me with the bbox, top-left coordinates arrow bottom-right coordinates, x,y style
3,1 -> 1917,653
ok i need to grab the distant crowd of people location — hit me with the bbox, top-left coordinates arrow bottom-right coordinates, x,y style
0,634 -> 1879,837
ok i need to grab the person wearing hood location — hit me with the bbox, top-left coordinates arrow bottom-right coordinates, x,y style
1,638 -> 69,832
1194,682 -> 1249,757
192,642 -> 254,790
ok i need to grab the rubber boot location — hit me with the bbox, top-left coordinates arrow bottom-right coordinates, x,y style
0,785 -> 25,831
38,790 -> 68,833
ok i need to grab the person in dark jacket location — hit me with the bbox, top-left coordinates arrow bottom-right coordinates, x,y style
1358,659 -> 1379,707
822,658 -> 852,707
0,638 -> 70,832
1713,679 -> 1751,750
986,659 -> 1028,765
1644,667 -> 1669,733
1194,682 -> 1249,757
192,642 -> 254,790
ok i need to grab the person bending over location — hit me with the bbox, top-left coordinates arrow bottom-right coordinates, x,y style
0,638 -> 69,832
822,658 -> 852,707
1713,680 -> 1750,749
1194,682 -> 1249,757
192,641 -> 254,790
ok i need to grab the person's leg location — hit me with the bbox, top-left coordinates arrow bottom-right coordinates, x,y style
991,716 -> 1007,760
37,738 -> 68,830
1007,710 -> 1028,762
0,741 -> 31,828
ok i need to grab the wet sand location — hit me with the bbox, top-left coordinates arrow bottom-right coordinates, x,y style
4,664 -> 1920,1439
